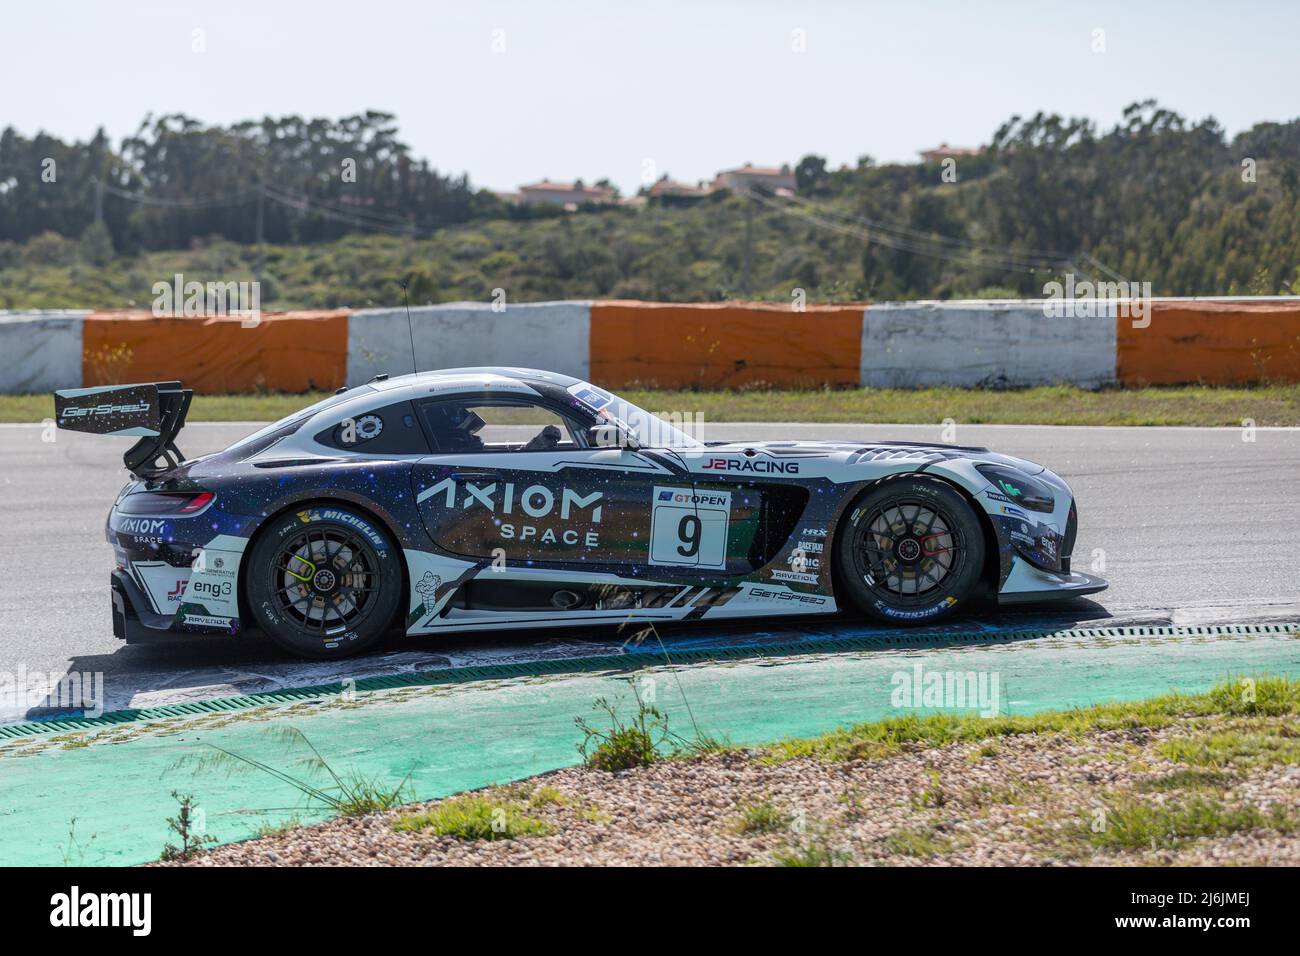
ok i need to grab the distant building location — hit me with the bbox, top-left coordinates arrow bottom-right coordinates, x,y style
919,143 -> 984,163
516,179 -> 616,208
711,163 -> 796,195
647,176 -> 713,201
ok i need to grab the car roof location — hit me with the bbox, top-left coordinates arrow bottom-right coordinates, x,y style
235,367 -> 589,463
367,366 -> 583,394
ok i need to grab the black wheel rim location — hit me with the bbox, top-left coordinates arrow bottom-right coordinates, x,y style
271,527 -> 380,634
852,498 -> 966,603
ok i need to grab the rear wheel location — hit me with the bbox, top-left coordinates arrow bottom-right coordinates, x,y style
834,477 -> 984,625
246,504 -> 401,659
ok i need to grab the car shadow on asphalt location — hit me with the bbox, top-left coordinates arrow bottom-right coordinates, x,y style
16,597 -> 1124,722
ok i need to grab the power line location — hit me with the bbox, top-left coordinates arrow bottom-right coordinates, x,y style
99,181 -> 260,209
776,190 -> 1080,265
262,185 -> 437,235
101,180 -> 441,237
750,190 -> 1059,275
751,188 -> 1124,281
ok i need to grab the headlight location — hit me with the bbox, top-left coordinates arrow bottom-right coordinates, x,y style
975,464 -> 1055,513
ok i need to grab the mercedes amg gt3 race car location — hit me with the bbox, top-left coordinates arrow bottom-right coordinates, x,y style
55,368 -> 1106,659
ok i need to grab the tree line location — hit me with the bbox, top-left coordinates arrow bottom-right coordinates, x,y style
0,111 -> 501,252
0,102 -> 1297,303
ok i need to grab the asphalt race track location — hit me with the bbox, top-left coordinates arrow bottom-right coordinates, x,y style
2,420 -> 1297,720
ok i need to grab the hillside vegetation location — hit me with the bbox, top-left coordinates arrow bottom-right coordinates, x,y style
2,102 -> 1298,309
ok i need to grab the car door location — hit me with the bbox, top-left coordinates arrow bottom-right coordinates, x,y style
667,446 -> 814,578
410,393 -> 679,571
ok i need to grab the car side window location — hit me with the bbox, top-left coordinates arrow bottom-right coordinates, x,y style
314,401 -> 431,454
418,398 -> 586,454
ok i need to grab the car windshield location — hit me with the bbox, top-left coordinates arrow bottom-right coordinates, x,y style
225,386 -> 376,454
567,382 -> 702,448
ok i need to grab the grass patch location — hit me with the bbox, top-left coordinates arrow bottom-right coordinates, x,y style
771,830 -> 850,867
911,770 -> 948,809
253,817 -> 303,840
965,780 -> 1044,807
572,678 -> 729,772
883,825 -> 952,857
392,794 -> 554,841
621,384 -> 1300,427
1158,730 -> 1300,769
765,676 -> 1300,763
185,727 -> 410,818
1086,796 -> 1295,851
731,799 -> 794,835
1134,768 -> 1235,793
970,741 -> 1002,760
526,785 -> 567,808
7,383 -> 1300,426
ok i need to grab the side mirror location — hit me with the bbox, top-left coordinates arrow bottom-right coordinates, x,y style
587,424 -> 640,451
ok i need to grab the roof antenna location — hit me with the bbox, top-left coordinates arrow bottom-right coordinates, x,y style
401,277 -> 418,375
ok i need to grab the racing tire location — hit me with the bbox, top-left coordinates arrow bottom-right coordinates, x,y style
246,504 -> 402,659
834,476 -> 985,626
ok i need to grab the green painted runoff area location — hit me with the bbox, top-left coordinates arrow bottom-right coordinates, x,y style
0,625 -> 1296,865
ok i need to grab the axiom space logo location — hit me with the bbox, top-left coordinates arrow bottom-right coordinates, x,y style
419,477 -> 605,547
419,478 -> 603,521
114,517 -> 167,536
701,457 -> 799,474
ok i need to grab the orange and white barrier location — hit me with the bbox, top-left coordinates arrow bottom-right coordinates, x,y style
3,298 -> 1299,394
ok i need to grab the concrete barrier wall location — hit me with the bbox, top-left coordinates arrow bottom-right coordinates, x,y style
4,298 -> 1300,393
861,301 -> 1117,388
590,300 -> 866,388
82,310 -> 350,393
1119,299 -> 1300,385
347,301 -> 591,387
0,311 -> 88,393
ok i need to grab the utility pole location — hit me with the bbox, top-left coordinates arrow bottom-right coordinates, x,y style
254,182 -> 265,287
93,178 -> 104,225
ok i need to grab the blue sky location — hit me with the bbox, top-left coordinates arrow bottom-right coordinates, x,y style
2,0 -> 1296,194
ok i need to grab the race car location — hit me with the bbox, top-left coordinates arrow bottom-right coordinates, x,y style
55,368 -> 1106,659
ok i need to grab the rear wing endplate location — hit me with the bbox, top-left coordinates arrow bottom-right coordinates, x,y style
54,382 -> 193,479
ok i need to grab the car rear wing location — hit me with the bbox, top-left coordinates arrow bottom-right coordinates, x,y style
54,382 -> 193,479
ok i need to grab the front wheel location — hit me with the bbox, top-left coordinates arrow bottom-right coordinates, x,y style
246,504 -> 402,659
834,477 -> 985,625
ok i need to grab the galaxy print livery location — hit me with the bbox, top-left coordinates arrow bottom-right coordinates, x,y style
55,369 -> 1106,659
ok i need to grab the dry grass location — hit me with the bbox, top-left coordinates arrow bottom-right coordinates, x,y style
10,383 -> 1300,426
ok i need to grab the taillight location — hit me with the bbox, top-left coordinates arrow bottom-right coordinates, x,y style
117,491 -> 216,516
179,491 -> 215,512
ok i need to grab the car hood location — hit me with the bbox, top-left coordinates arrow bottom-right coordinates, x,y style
696,438 -> 1048,475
